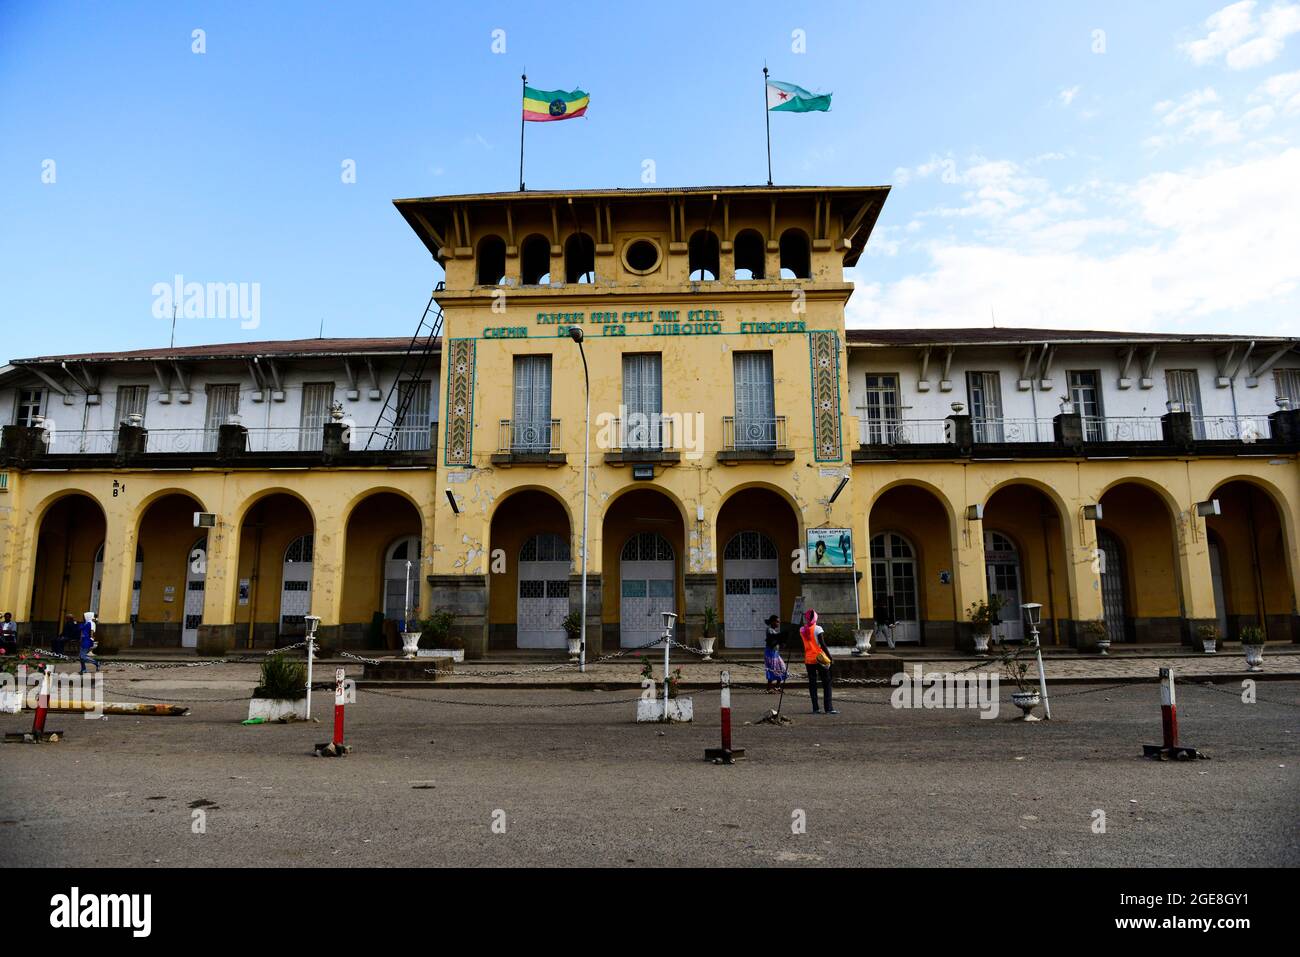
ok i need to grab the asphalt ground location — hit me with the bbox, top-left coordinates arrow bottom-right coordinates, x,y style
1,679 -> 1296,867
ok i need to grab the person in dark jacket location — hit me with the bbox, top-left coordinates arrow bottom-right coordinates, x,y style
53,615 -> 79,656
763,614 -> 788,692
78,613 -> 101,674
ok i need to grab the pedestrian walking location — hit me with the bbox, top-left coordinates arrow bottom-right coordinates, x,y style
78,612 -> 101,674
53,615 -> 79,656
800,608 -> 837,715
764,614 -> 788,692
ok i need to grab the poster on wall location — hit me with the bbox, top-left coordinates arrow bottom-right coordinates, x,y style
807,527 -> 853,567
238,579 -> 251,606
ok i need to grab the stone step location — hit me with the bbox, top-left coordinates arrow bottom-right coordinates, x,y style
361,656 -> 454,681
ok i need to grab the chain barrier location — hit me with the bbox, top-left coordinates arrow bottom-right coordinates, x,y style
357,686 -> 641,709
1184,678 -> 1300,709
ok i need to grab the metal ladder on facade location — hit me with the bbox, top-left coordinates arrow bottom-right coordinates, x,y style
364,283 -> 444,450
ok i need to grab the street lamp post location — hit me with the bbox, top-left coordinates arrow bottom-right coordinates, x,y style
1021,602 -> 1052,720
569,326 -> 590,673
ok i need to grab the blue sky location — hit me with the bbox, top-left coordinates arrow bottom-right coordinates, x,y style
2,1 -> 1298,361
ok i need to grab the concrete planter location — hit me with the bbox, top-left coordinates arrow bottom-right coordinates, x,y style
247,697 -> 309,722
417,648 -> 464,662
972,632 -> 991,655
1010,690 -> 1041,721
566,637 -> 581,662
1243,644 -> 1265,672
698,635 -> 717,661
0,690 -> 23,714
636,697 -> 693,723
852,629 -> 872,656
400,632 -> 421,659
1201,639 -> 1217,654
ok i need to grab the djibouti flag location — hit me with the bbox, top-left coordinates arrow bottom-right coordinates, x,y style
766,79 -> 832,113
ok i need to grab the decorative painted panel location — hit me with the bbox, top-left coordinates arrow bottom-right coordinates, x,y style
808,330 -> 842,461
443,338 -> 476,466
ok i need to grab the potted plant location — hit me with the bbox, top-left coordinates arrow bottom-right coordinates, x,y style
967,597 -> 1003,655
996,638 -> 1041,720
0,649 -> 44,714
562,611 -> 582,662
1196,623 -> 1219,655
853,624 -> 872,656
635,656 -> 693,722
417,609 -> 463,661
698,606 -> 718,661
1083,618 -> 1110,655
1240,624 -> 1266,672
247,654 -> 308,722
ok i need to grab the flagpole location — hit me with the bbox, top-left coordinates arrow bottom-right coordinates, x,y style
762,65 -> 773,186
519,72 -> 527,191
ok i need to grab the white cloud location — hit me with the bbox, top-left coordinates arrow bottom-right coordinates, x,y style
848,148 -> 1300,334
1252,68 -> 1300,112
1059,85 -> 1081,107
1181,1 -> 1300,70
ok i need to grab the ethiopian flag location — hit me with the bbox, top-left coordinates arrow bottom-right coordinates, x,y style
523,85 -> 590,122
766,79 -> 832,113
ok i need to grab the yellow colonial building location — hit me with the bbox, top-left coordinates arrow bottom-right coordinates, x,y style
2,184 -> 1298,656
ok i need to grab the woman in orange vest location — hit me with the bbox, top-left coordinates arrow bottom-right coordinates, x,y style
799,609 -> 837,715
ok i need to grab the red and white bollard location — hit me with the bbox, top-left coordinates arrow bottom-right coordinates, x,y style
314,667 -> 352,757
5,664 -> 64,743
705,671 -> 745,764
1143,668 -> 1205,760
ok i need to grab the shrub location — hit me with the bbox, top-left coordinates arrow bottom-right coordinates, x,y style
419,609 -> 456,647
254,654 -> 306,700
1239,624 -> 1266,646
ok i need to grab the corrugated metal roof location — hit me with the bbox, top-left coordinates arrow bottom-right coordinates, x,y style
12,337 -> 432,365
843,327 -> 1295,347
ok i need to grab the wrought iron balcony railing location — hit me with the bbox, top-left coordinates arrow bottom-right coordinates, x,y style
498,418 -> 561,454
722,415 -> 787,452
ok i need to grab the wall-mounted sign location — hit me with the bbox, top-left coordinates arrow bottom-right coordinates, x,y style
807,527 -> 853,567
238,579 -> 251,606
163,585 -> 175,603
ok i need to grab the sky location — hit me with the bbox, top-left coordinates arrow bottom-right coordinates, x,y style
1,0 -> 1298,362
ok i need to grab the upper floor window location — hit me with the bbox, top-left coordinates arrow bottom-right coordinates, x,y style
622,353 -> 663,450
116,385 -> 149,425
203,384 -> 240,451
477,235 -> 507,285
564,232 -> 595,284
688,230 -> 720,281
298,382 -> 335,452
733,351 -> 776,450
520,234 -> 551,285
860,374 -> 899,443
1067,371 -> 1103,441
512,355 -> 553,451
392,380 -> 432,452
1275,368 -> 1300,409
15,388 -> 46,426
733,229 -> 765,280
1165,369 -> 1204,438
778,228 -> 811,280
967,371 -> 1004,443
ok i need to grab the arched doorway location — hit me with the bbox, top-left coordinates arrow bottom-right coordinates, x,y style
983,483 -> 1070,644
1204,479 -> 1297,640
983,531 -> 1024,641
28,493 -> 106,640
1097,529 -> 1127,643
183,537 -> 207,648
716,487 -> 800,648
517,533 -> 571,648
868,484 -> 953,644
280,535 -> 313,635
341,491 -> 423,644
384,536 -> 421,626
488,489 -> 571,650
1097,482 -> 1180,643
620,531 -> 675,648
870,532 -> 919,642
236,492 -> 314,647
722,531 -> 780,648
602,488 -> 684,649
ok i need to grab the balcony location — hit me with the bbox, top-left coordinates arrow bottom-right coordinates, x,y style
854,410 -> 1298,462
491,418 -> 565,466
601,415 -> 682,466
718,416 -> 794,464
0,420 -> 438,468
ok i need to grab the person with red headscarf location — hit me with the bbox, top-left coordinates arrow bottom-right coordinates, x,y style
799,609 -> 837,714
